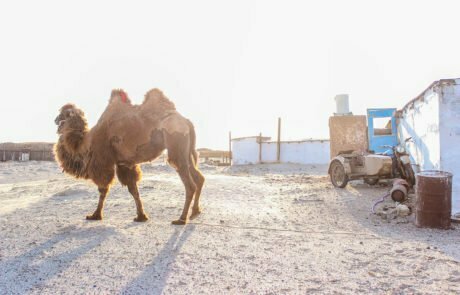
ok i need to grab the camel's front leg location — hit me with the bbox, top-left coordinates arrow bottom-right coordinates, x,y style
86,187 -> 109,220
115,164 -> 148,222
128,182 -> 149,222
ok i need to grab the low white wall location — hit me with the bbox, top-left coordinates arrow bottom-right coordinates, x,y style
280,141 -> 330,164
231,138 -> 259,165
232,138 -> 330,165
261,142 -> 278,163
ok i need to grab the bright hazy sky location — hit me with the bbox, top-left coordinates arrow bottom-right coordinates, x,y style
1,1 -> 459,149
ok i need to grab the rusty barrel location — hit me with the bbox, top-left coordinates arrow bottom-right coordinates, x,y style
415,170 -> 452,229
391,184 -> 407,202
391,179 -> 410,202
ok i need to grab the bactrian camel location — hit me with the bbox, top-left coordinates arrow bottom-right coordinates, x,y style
54,88 -> 204,224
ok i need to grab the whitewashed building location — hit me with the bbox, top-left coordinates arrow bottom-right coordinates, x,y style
231,136 -> 330,165
398,78 -> 460,216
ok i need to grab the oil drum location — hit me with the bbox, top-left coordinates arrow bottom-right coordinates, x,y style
415,170 -> 452,229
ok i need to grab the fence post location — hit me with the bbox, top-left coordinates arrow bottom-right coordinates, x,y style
277,117 -> 281,163
258,132 -> 262,164
228,131 -> 232,165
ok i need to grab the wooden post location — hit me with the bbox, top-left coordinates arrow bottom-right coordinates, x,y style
259,132 -> 262,164
229,131 -> 232,164
277,117 -> 281,163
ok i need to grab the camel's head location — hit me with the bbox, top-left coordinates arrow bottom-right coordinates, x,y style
55,104 -> 87,134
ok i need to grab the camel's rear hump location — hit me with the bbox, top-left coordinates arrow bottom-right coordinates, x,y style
142,88 -> 176,112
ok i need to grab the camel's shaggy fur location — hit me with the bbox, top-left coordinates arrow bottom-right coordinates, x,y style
54,88 -> 205,224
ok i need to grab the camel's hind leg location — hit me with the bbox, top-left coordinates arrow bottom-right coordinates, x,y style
167,137 -> 197,225
189,165 -> 205,220
172,164 -> 196,225
116,164 -> 149,222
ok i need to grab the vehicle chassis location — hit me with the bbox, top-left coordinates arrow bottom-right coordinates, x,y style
328,152 -> 394,188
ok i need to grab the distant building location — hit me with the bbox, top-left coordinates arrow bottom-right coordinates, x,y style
197,148 -> 231,166
0,142 -> 55,162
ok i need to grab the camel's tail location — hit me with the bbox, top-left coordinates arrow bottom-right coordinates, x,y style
188,120 -> 199,166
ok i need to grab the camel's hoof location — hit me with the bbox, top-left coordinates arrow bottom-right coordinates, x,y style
171,218 -> 187,225
190,208 -> 202,220
86,214 -> 102,221
134,214 -> 149,222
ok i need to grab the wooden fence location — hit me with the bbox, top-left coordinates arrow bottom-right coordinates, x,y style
198,150 -> 231,166
1,150 -> 55,162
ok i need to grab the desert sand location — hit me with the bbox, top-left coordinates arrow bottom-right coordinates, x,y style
0,161 -> 459,294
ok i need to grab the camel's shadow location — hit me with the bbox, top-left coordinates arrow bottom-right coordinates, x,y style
0,225 -> 116,293
122,224 -> 195,294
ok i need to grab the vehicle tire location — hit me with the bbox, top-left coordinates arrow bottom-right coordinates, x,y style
330,161 -> 349,188
404,163 -> 416,187
364,178 -> 379,185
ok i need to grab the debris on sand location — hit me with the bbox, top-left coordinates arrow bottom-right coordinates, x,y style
0,161 -> 459,294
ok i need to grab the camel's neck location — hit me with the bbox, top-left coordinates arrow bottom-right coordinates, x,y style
55,129 -> 90,178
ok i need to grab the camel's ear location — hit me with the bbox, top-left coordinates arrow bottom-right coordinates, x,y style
110,89 -> 131,104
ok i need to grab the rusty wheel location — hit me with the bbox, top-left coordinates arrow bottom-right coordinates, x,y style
330,161 -> 348,188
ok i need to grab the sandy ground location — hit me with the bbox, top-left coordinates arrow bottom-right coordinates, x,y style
0,161 -> 459,294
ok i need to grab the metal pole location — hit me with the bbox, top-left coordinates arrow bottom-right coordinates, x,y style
259,132 -> 262,164
277,117 -> 281,163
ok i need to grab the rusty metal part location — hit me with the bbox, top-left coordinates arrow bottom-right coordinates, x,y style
390,184 -> 408,202
415,170 -> 452,229
393,178 -> 410,191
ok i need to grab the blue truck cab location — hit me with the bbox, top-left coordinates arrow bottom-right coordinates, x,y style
367,108 -> 398,154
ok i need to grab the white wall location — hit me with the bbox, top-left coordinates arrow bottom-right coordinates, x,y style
399,88 -> 440,172
439,80 -> 460,215
280,141 -> 330,164
231,138 -> 259,165
261,142 -> 278,163
232,138 -> 330,165
399,79 -> 460,215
